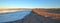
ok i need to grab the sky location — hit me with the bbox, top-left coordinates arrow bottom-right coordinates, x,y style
0,0 -> 60,9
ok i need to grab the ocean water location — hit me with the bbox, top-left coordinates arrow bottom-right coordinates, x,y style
0,10 -> 32,22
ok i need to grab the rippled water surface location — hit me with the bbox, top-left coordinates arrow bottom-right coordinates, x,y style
0,10 -> 32,22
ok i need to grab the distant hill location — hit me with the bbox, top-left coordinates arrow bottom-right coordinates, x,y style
0,8 -> 60,13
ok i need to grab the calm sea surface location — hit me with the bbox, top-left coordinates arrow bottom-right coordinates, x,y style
0,10 -> 32,22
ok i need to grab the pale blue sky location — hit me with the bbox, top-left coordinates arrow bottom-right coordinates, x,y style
0,0 -> 60,8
